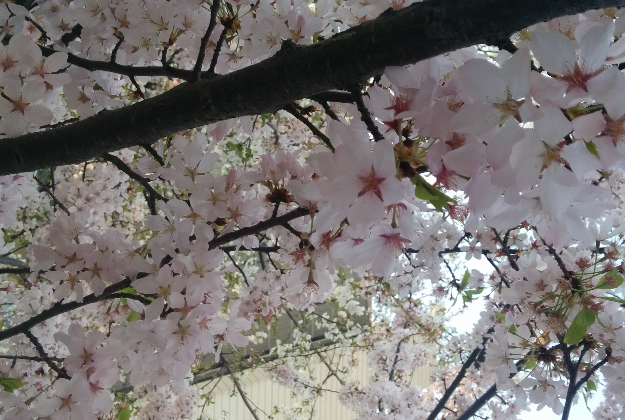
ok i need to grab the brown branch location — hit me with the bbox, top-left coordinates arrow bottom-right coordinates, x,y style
60,24 -> 82,46
222,355 -> 261,420
207,207 -> 310,250
129,75 -> 145,100
0,354 -> 64,363
101,152 -> 164,201
0,267 -> 30,275
283,103 -> 335,150
142,144 -> 165,166
40,45 -> 194,80
208,18 -> 231,74
0,210 -> 311,343
0,278 -> 132,342
2,0 -> 620,175
33,175 -> 70,215
23,330 -> 70,379
193,0 -> 221,81
492,229 -> 520,271
351,87 -> 385,141
110,36 -> 124,63
426,331 -> 492,420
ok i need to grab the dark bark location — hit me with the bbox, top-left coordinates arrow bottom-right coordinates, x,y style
0,0 -> 623,175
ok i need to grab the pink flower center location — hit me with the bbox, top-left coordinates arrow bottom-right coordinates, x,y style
379,232 -> 410,251
357,168 -> 385,201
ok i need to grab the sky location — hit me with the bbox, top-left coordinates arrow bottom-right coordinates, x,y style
447,259 -> 600,420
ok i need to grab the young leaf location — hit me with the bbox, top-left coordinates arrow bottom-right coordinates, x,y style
586,380 -> 597,391
564,308 -> 596,344
0,376 -> 25,392
563,323 -> 587,345
117,405 -> 131,420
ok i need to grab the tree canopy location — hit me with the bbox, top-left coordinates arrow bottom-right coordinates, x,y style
1,1 -> 625,419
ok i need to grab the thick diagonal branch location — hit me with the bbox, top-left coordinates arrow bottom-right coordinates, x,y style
1,0 -> 623,176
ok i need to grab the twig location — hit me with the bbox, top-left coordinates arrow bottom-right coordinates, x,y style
426,331 -> 493,420
193,0 -> 221,81
0,277 -> 132,342
222,355 -> 261,420
226,252 -> 250,287
284,103 -> 335,150
0,354 -> 64,362
142,144 -> 165,166
317,100 -> 339,121
101,153 -> 166,207
23,330 -> 70,379
161,44 -> 170,68
207,207 -> 310,250
284,309 -> 345,386
491,229 -> 519,271
208,18 -> 232,74
350,87 -> 384,141
40,44 -> 195,80
33,175 -> 70,215
110,36 -> 124,63
129,75 -> 145,99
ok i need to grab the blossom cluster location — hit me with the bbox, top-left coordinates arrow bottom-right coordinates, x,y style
1,1 -> 625,420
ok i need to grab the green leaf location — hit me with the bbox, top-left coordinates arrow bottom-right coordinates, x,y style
462,288 -> 484,302
410,174 -> 455,212
117,405 -> 131,420
586,380 -> 597,391
0,376 -> 25,392
584,140 -> 600,158
495,312 -> 506,321
595,270 -> 624,289
564,308 -> 596,344
564,323 -> 587,345
126,310 -> 141,323
575,308 -> 596,327
460,270 -> 470,289
118,287 -> 138,295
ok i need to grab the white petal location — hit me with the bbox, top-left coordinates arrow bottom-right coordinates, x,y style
25,104 -> 53,126
531,31 -> 576,75
44,52 -> 68,72
534,101 -> 572,145
501,47 -> 531,99
459,58 -> 507,103
579,21 -> 614,73
2,112 -> 28,137
372,140 -> 396,178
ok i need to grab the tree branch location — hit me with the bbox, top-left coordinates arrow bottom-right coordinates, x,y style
0,278 -> 132,342
207,207 -> 310,250
2,0 -> 621,175
426,331 -> 492,420
23,330 -> 70,379
193,0 -> 221,80
33,175 -> 70,216
283,103 -> 335,150
100,153 -> 166,214
222,355 -> 261,420
0,267 -> 30,275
